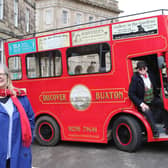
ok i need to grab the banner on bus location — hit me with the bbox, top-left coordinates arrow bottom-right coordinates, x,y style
37,33 -> 70,51
8,39 -> 36,56
72,26 -> 110,46
112,17 -> 158,40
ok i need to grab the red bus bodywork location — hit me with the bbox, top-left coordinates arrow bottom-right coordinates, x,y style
4,12 -> 168,152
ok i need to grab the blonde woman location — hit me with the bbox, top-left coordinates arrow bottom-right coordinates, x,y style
0,64 -> 35,168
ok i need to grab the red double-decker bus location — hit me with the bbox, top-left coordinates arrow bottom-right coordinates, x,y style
4,10 -> 168,152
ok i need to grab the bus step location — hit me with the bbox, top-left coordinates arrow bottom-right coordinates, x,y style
156,124 -> 168,138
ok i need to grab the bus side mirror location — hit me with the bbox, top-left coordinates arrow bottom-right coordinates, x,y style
158,56 -> 165,69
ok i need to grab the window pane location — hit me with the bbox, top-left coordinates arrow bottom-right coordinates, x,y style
0,0 -> 4,20
67,43 -> 111,75
0,39 -> 3,63
26,8 -> 30,32
89,16 -> 94,22
62,10 -> 68,24
14,0 -> 18,27
27,55 -> 40,78
26,50 -> 62,78
76,13 -> 82,24
8,56 -> 22,80
45,9 -> 52,25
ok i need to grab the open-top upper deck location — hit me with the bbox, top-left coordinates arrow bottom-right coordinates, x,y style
4,9 -> 168,58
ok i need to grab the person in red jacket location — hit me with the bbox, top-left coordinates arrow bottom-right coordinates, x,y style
0,64 -> 35,168
129,61 -> 168,137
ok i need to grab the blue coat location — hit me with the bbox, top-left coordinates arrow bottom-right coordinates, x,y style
0,96 -> 35,168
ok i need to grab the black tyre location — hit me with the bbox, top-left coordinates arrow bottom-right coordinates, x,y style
35,116 -> 60,146
112,116 -> 142,152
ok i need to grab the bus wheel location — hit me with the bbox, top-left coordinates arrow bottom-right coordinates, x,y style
35,116 -> 60,146
112,116 -> 142,152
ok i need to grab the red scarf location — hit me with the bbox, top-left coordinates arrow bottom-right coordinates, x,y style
0,88 -> 32,147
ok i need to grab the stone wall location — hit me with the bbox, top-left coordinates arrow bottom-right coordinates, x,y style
0,0 -> 35,40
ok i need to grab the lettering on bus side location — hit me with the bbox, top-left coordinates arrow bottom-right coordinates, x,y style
93,88 -> 128,102
39,88 -> 128,104
42,94 -> 67,101
39,92 -> 68,104
95,91 -> 123,101
68,126 -> 97,133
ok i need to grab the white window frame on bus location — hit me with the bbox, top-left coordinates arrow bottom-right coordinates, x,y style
0,39 -> 4,63
0,0 -> 4,20
8,56 -> 22,80
66,43 -> 112,75
14,0 -> 19,27
14,57 -> 19,70
26,50 -> 62,79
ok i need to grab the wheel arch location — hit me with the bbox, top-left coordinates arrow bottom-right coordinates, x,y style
106,109 -> 153,140
35,111 -> 62,134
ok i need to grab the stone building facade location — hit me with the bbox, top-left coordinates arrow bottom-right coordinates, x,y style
36,0 -> 121,35
0,0 -> 35,63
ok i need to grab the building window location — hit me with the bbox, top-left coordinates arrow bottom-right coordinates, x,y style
76,13 -> 82,24
14,0 -> 19,27
62,10 -> 68,25
0,39 -> 3,63
25,8 -> 30,32
89,16 -> 94,22
0,0 -> 4,20
45,9 -> 52,25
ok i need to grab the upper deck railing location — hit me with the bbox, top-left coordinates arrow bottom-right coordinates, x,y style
35,9 -> 168,36
5,9 -> 168,41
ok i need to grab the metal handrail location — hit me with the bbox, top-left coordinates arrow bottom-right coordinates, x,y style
4,9 -> 168,41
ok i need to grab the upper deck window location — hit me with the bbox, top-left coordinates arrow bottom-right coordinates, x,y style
66,43 -> 111,75
26,50 -> 62,78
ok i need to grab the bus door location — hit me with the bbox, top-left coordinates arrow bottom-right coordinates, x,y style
158,53 -> 168,110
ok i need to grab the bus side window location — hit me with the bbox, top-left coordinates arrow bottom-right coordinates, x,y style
26,54 -> 40,78
160,57 -> 168,97
8,56 -> 22,80
66,43 -> 111,75
131,60 -> 138,73
26,50 -> 62,78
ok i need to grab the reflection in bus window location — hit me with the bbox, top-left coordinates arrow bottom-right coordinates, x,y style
66,43 -> 111,75
26,50 -> 62,78
8,56 -> 22,80
161,58 -> 168,97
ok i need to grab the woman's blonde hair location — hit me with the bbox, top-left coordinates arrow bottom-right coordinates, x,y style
0,64 -> 17,95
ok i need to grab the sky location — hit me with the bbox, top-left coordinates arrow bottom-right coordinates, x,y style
119,0 -> 168,15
